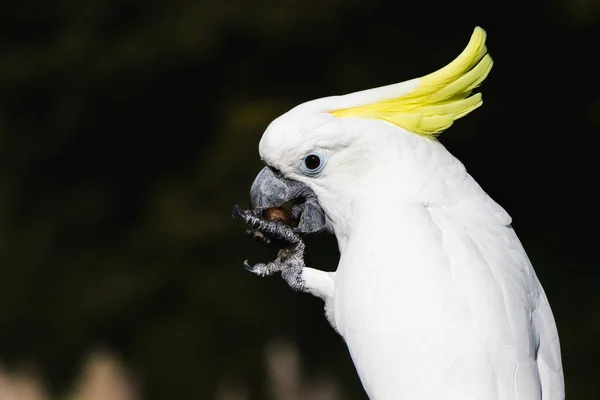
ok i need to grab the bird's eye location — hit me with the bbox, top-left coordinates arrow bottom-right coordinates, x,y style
305,154 -> 321,170
301,153 -> 325,175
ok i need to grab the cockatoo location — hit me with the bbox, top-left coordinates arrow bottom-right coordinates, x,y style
233,27 -> 564,400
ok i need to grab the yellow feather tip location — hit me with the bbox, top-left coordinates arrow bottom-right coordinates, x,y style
331,27 -> 492,139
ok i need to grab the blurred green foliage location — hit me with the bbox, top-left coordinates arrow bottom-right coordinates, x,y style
0,0 -> 598,399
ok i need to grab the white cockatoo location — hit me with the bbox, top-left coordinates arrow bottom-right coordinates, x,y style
233,27 -> 564,400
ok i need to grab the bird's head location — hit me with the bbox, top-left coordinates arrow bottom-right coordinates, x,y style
247,27 -> 493,237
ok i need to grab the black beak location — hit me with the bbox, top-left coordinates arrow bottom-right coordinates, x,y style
249,166 -> 327,235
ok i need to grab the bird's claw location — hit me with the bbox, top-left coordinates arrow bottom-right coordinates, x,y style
243,259 -> 277,277
243,259 -> 254,272
231,204 -> 247,221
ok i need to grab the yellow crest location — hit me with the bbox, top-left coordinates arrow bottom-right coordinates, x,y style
330,27 -> 493,138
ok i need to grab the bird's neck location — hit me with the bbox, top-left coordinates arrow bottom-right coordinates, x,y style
338,197 -> 429,253
322,185 -> 423,257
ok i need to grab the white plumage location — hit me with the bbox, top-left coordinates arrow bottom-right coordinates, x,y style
255,27 -> 564,399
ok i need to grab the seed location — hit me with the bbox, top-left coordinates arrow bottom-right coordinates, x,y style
262,207 -> 293,225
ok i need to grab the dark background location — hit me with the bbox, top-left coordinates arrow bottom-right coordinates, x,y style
1,0 -> 598,399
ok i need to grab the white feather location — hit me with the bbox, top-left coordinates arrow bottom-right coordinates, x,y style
258,92 -> 564,400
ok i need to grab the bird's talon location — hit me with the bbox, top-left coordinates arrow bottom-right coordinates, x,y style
243,259 -> 255,272
232,205 -> 243,220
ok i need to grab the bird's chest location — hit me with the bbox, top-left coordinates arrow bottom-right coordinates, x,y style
331,233 -> 455,332
332,258 -> 448,342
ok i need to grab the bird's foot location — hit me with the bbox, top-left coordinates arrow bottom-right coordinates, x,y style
233,205 -> 306,292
